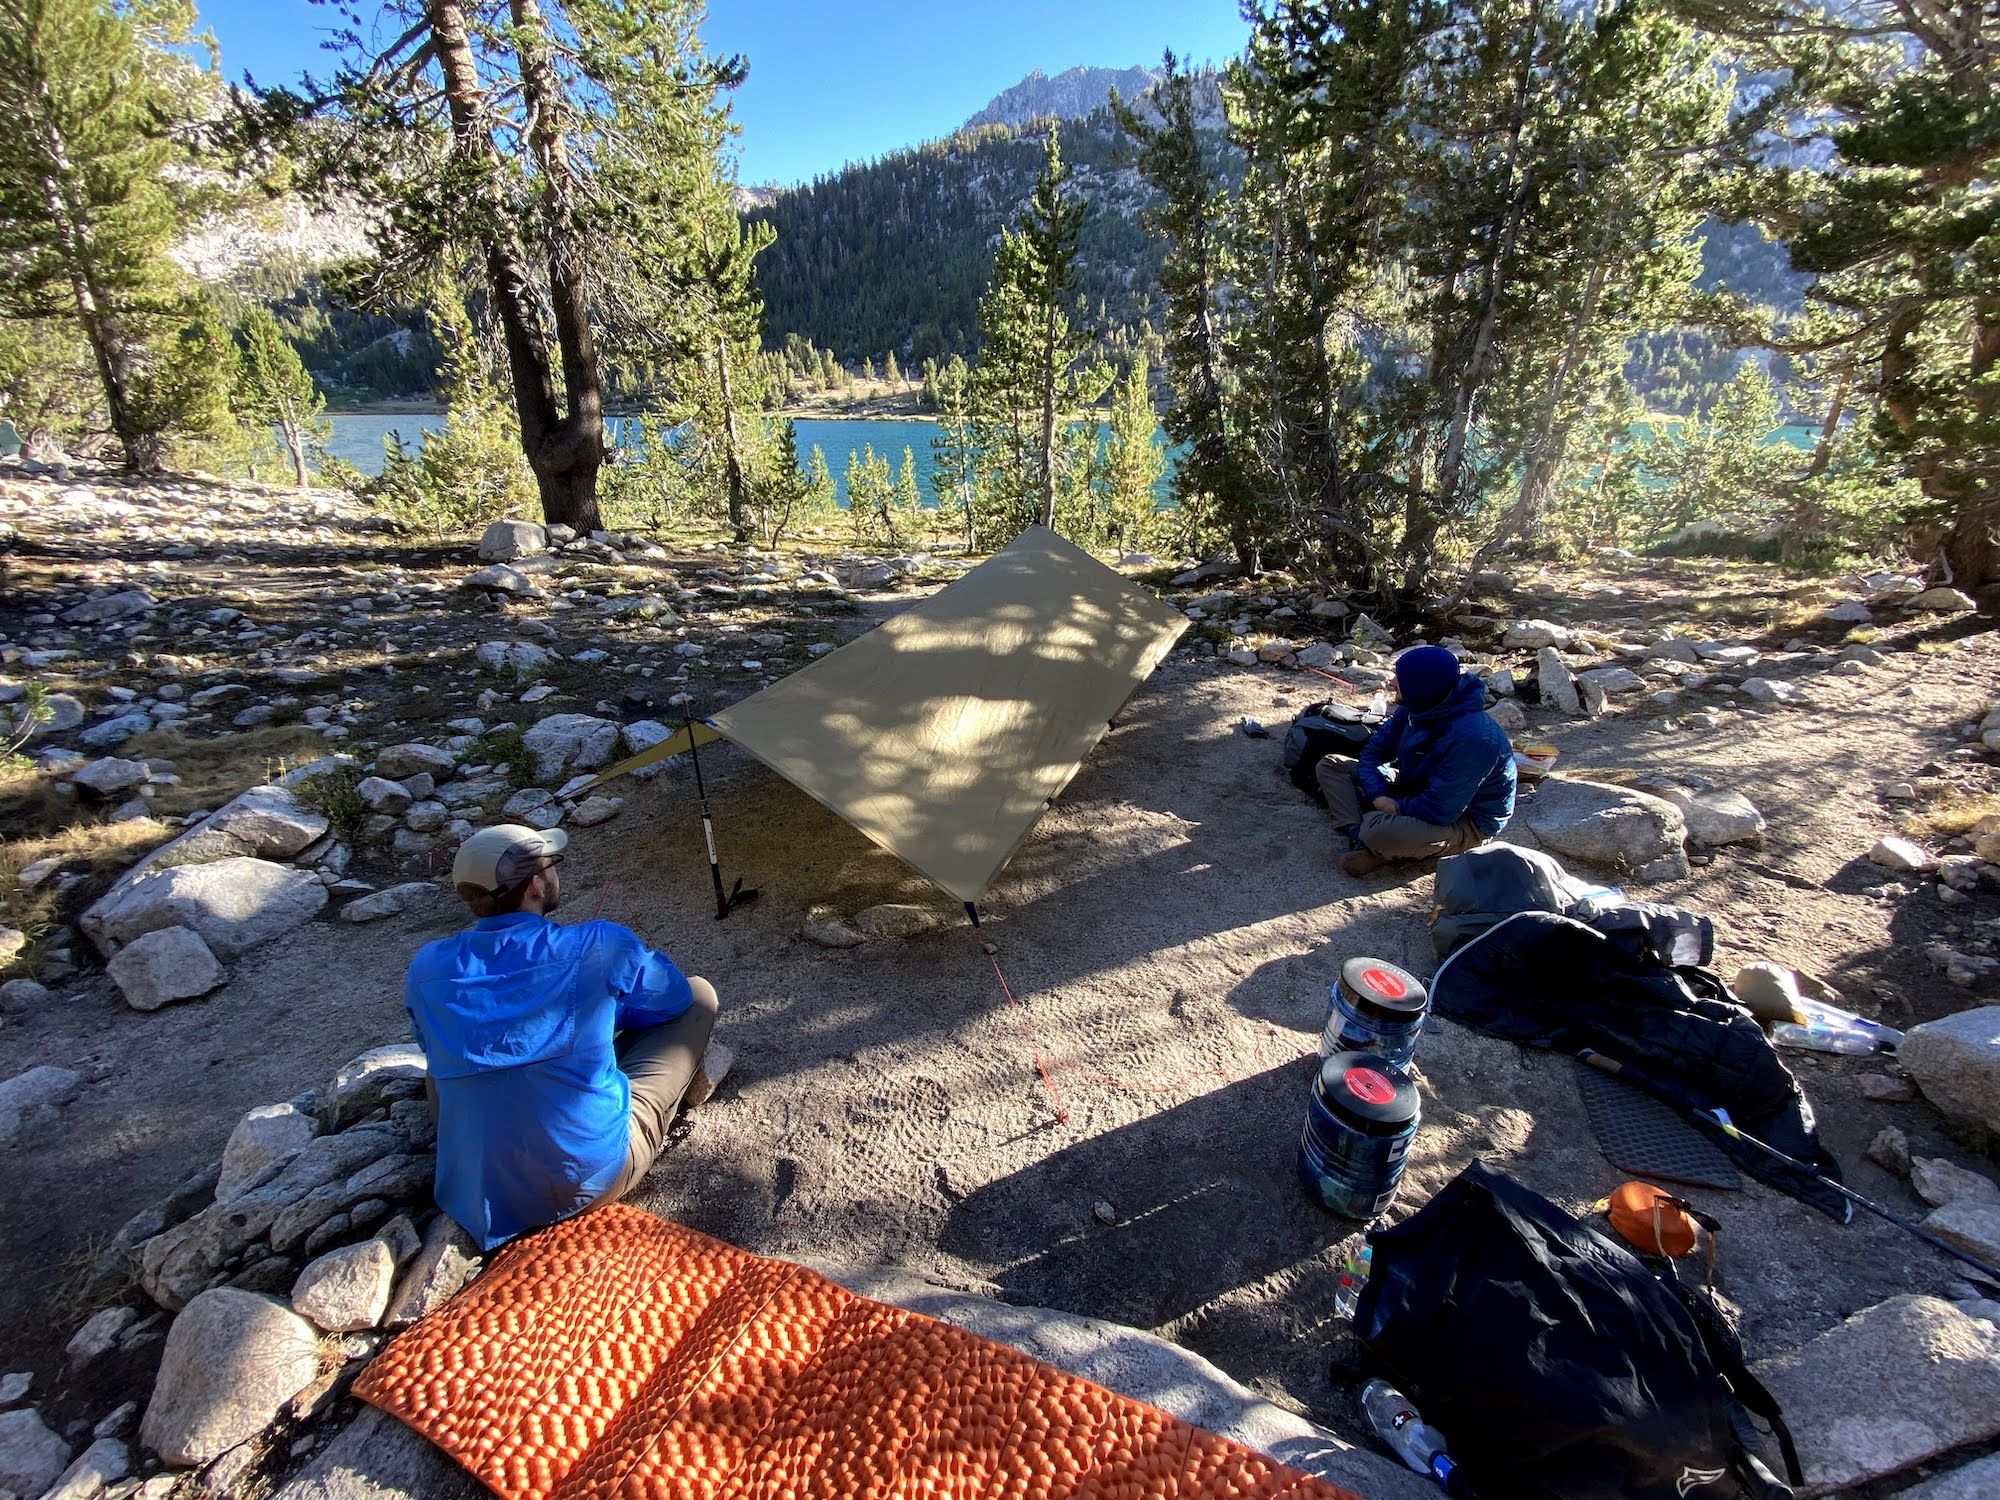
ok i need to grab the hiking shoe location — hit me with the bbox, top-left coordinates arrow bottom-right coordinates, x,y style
1340,849 -> 1389,878
682,1041 -> 734,1109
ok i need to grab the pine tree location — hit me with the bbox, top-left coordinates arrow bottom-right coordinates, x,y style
861,356 -> 876,382
236,305 -> 329,487
0,0 -> 204,470
894,445 -> 923,534
884,350 -> 901,385
805,443 -> 836,512
1099,352 -> 1165,550
929,353 -> 980,550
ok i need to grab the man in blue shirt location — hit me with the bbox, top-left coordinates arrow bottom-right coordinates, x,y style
1318,645 -> 1517,878
404,824 -> 724,1250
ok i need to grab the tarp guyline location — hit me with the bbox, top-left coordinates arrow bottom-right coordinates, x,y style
577,525 -> 1188,906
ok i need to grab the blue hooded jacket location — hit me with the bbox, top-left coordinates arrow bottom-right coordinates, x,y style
1356,673 -> 1517,833
404,913 -> 693,1249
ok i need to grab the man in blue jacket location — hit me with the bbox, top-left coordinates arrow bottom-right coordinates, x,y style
1318,644 -> 1517,877
404,824 -> 726,1250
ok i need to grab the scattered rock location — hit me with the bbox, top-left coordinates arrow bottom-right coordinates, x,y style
1922,1198 -> 2000,1279
40,1435 -> 128,1499
80,711 -> 154,748
1752,1295 -> 2000,1494
1897,1453 -> 2000,1500
1486,700 -> 1527,731
216,1103 -> 319,1204
291,1238 -> 399,1333
321,1044 -> 427,1133
0,1406 -> 71,1497
1522,778 -> 1690,881
355,776 -> 412,815
460,563 -> 537,595
0,1063 -> 83,1147
1577,665 -> 1644,696
106,925 -> 226,1011
61,587 -> 154,625
382,1215 -> 482,1328
69,756 -> 150,797
1905,587 -> 1977,614
337,882 -> 439,925
568,795 -> 621,827
1910,1157 -> 2000,1210
1857,1072 -> 1916,1103
1502,620 -> 1570,649
474,639 -> 551,679
476,519 -> 548,563
376,743 -> 457,780
1869,835 -> 1937,874
1740,676 -> 1800,706
1631,777 -> 1764,847
0,1371 -> 27,1406
852,904 -> 951,940
83,857 -> 327,959
1900,1007 -> 2000,1134
139,1288 -> 323,1467
1867,1127 -> 1912,1175
1535,647 -> 1584,716
519,713 -> 619,781
66,1305 -> 138,1368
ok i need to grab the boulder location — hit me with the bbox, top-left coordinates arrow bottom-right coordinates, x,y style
474,639 -> 551,679
1900,1007 -> 2000,1135
291,1238 -> 399,1333
355,776 -> 412,815
1898,1454 -> 2000,1500
1523,778 -> 1690,881
1751,1296 -> 2000,1494
382,1215 -> 482,1328
1910,1157 -> 2000,1208
459,563 -> 537,595
1905,587 -> 1976,614
0,1406 -> 70,1496
82,857 -> 327,959
1295,641 -> 1337,670
1535,647 -> 1584,716
1630,777 -> 1765,846
34,692 -> 87,734
1869,835 -> 1937,874
216,1103 -> 319,1204
65,1306 -> 136,1368
569,795 -> 621,827
1502,619 -> 1570,649
1577,665 -> 1644,696
322,1044 -> 427,1132
69,756 -> 149,797
106,925 -> 226,1011
377,743 -> 457,780
80,711 -> 153,748
1486,701 -> 1527,732
476,519 -> 548,563
1740,676 -> 1800,706
519,713 -> 620,781
337,882 -> 439,925
1923,1198 -> 2000,1268
139,1289 -> 322,1467
40,1436 -> 129,1499
61,587 -> 154,624
0,1064 -> 82,1147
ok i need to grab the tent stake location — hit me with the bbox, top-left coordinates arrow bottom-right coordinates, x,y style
684,710 -> 757,920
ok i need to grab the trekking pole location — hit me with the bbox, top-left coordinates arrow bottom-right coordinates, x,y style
1580,1051 -> 2000,1285
683,709 -> 757,920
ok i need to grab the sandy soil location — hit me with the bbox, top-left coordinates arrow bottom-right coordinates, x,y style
7,564 -> 1998,1470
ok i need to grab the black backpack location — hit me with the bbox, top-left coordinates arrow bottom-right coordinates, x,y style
1355,1161 -> 1800,1500
1281,700 -> 1377,803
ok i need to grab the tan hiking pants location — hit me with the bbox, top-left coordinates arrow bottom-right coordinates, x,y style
1316,754 -> 1488,862
593,976 -> 719,1205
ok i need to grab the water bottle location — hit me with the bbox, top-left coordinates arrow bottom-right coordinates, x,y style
1333,1244 -> 1373,1321
1361,1379 -> 1460,1490
1772,998 -> 1905,1056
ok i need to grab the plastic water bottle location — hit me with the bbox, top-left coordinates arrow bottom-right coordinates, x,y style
1772,998 -> 1905,1056
1361,1379 -> 1460,1490
1333,1244 -> 1373,1320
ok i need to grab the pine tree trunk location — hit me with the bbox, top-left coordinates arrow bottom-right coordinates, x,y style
1036,298 -> 1059,530
280,414 -> 308,488
715,337 -> 751,543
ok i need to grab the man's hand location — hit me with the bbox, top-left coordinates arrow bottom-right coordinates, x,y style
1372,795 -> 1399,815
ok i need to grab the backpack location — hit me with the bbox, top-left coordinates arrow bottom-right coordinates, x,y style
1281,700 -> 1378,803
1355,1161 -> 1800,1500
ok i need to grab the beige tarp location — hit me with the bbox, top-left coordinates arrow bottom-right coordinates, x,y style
584,526 -> 1186,904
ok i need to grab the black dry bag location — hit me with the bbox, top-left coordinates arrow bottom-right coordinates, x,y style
1281,700 -> 1375,804
1354,1161 -> 1799,1500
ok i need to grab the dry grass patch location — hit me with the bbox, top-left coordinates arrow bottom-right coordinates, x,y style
1910,789 -> 2000,839
123,724 -> 333,820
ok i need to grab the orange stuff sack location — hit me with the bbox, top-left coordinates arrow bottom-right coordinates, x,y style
354,1205 -> 1361,1500
1607,1181 -> 1700,1259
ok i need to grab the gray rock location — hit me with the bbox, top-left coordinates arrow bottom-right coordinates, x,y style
106,925 -> 226,1011
0,977 -> 50,1011
1869,835 -> 1937,873
61,588 -> 154,624
473,640 -> 550,679
1741,676 -> 1801,706
322,1044 -> 427,1132
382,1216 -> 482,1328
354,777 -> 411,815
1535,646 -> 1584,716
80,711 -> 153,748
476,520 -> 548,563
265,1403 -> 482,1500
0,1064 -> 82,1147
1906,587 -> 1977,614
459,563 -> 536,595
82,857 -> 327,959
291,1239 -> 398,1333
1858,1072 -> 1917,1103
519,713 -> 619,781
1752,1296 -> 2000,1494
337,883 -> 438,925
216,1103 -> 319,1203
1502,619 -> 1570,649
1867,1126 -> 1911,1175
66,1305 -> 137,1367
568,795 -> 621,827
40,1435 -> 128,1499
0,1371 -> 26,1406
140,1288 -> 322,1467
852,903 -> 950,940
1924,1197 -> 2000,1268
401,800 -> 449,834
1899,1453 -> 2000,1500
1631,778 -> 1765,846
1901,1007 -> 2000,1135
1486,700 -> 1527,731
1294,641 -> 1337,670
1911,1157 -> 2000,1209
800,918 -> 866,949
69,756 -> 149,797
0,1406 -> 70,1496
34,692 -> 86,734
375,743 -> 456,780
1523,778 -> 1690,881
1577,665 -> 1644,696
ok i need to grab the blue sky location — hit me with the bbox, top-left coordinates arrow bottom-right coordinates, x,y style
195,0 -> 1250,187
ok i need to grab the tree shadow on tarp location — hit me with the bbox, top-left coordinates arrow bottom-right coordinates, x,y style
939,1057 -> 1341,1333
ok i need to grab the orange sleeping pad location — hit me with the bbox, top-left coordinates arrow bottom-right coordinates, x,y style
355,1206 -> 1363,1500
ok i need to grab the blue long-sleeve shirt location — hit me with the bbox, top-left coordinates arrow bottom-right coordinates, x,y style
404,912 -> 693,1249
1357,674 -> 1517,833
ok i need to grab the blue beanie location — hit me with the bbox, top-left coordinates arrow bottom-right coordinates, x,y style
1394,645 -> 1461,711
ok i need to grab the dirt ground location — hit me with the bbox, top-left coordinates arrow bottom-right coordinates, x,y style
7,547 -> 1999,1475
